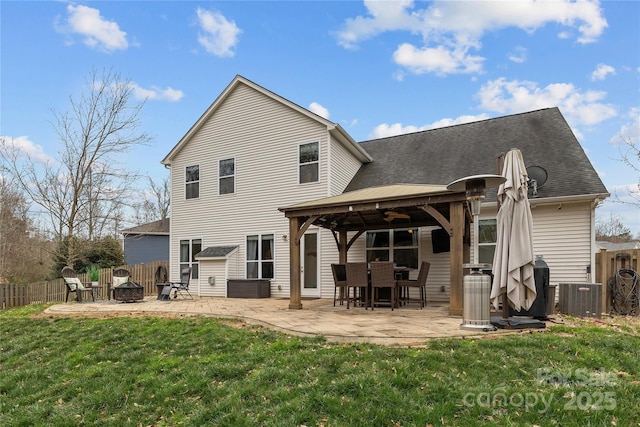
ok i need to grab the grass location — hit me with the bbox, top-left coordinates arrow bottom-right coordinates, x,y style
1,305 -> 638,427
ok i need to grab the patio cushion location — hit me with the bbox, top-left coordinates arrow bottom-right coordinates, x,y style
112,276 -> 130,287
64,277 -> 83,291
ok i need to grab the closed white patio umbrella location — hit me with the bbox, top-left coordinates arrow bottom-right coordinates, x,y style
491,149 -> 537,317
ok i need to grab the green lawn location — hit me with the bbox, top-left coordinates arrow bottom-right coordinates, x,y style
1,304 -> 638,426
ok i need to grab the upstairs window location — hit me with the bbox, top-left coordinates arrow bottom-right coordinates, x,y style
185,165 -> 199,199
299,142 -> 319,183
219,158 -> 235,195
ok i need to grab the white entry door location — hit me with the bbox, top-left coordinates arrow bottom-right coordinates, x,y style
301,231 -> 320,297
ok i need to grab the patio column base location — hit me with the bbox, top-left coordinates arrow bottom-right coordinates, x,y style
289,302 -> 303,309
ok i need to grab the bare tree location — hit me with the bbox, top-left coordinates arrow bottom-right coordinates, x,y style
596,214 -> 633,242
614,136 -> 640,207
133,175 -> 171,225
0,68 -> 151,266
0,175 -> 52,282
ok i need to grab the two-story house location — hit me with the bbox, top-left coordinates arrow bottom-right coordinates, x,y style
161,75 -> 609,314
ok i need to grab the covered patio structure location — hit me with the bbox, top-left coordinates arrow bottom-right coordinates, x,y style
279,184 -> 473,315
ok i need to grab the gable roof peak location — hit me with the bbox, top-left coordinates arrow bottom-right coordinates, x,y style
162,75 -> 371,164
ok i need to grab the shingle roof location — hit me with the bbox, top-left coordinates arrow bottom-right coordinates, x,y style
196,246 -> 239,259
346,108 -> 609,202
121,218 -> 170,235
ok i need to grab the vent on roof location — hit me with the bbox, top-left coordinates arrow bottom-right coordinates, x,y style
527,166 -> 547,197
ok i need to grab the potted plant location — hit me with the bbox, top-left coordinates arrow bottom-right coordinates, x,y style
86,264 -> 100,287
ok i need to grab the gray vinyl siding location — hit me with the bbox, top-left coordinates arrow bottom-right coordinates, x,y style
336,200 -> 595,304
123,235 -> 169,265
529,203 -> 594,285
169,82 -> 363,296
329,137 -> 363,195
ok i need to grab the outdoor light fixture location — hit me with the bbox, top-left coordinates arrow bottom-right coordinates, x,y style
447,174 -> 506,264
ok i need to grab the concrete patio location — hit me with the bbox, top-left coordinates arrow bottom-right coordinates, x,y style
44,296 -> 536,345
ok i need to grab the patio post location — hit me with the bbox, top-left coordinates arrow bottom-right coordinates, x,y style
338,230 -> 348,263
288,216 -> 303,309
449,200 -> 466,316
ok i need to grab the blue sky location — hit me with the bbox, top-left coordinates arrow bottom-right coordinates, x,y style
1,0 -> 639,235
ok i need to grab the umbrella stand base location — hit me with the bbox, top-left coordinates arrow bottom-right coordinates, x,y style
491,316 -> 546,330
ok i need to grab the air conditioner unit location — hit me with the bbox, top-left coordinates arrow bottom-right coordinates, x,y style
559,283 -> 602,318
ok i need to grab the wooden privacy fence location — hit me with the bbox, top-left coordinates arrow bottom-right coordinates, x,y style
0,261 -> 168,310
595,248 -> 639,314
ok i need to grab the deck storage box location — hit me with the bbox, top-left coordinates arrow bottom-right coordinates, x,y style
227,279 -> 271,298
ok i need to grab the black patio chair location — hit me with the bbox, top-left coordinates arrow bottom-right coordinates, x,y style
331,264 -> 348,306
170,267 -> 193,299
61,266 -> 94,302
345,262 -> 369,309
370,261 -> 398,310
397,261 -> 430,309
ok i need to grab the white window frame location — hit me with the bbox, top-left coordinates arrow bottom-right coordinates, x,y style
246,233 -> 275,279
365,228 -> 420,269
298,141 -> 319,184
185,164 -> 200,200
179,238 -> 202,280
219,157 -> 235,195
478,219 -> 497,264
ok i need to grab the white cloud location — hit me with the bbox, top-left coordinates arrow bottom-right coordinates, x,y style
393,43 -> 484,76
476,78 -> 617,127
196,8 -> 241,57
610,109 -> 640,145
56,4 -> 128,52
369,114 -> 489,139
590,63 -> 616,81
131,83 -> 184,102
336,0 -> 607,76
508,46 -> 527,64
308,102 -> 330,119
0,136 -> 54,164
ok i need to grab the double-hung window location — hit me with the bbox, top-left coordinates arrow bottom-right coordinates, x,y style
478,219 -> 497,264
185,165 -> 199,199
365,229 -> 419,269
299,142 -> 319,184
180,238 -> 202,279
219,158 -> 235,195
246,234 -> 274,279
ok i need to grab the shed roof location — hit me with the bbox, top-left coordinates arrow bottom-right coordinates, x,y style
195,246 -> 239,260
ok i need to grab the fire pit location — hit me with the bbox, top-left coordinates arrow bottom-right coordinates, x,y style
113,281 -> 144,302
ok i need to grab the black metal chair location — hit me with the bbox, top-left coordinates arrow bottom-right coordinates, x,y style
61,266 -> 94,302
170,267 -> 193,299
370,261 -> 398,310
397,261 -> 430,309
331,264 -> 348,306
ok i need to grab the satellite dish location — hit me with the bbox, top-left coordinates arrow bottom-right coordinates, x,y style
526,166 -> 548,187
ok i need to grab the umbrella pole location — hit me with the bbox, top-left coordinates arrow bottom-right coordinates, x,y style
502,291 -> 510,320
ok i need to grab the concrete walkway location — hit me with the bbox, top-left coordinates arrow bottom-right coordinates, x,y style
44,296 -> 531,345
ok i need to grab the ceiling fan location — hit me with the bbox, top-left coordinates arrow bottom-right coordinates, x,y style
383,210 -> 410,222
